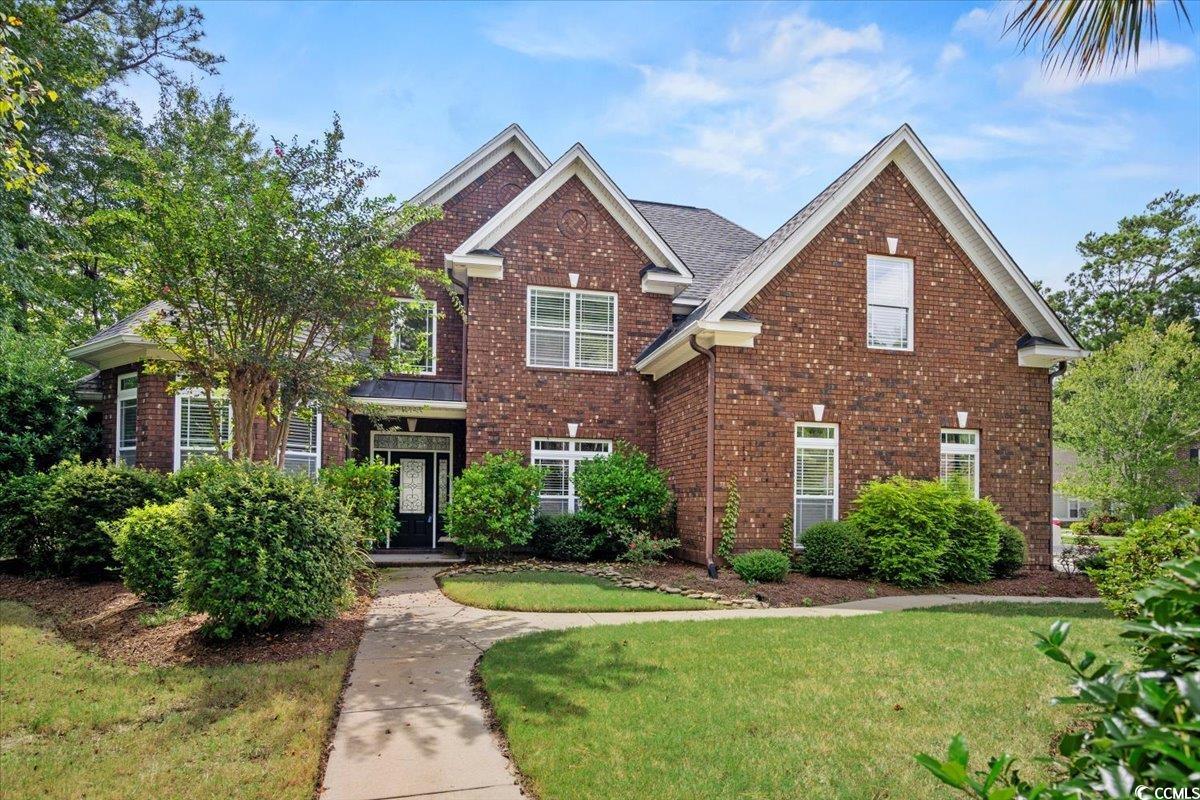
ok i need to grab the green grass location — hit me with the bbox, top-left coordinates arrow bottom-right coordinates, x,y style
1061,532 -> 1122,550
479,601 -> 1120,800
439,570 -> 718,612
0,601 -> 349,800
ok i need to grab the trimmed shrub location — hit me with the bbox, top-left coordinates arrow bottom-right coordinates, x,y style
320,459 -> 397,549
180,460 -> 362,639
38,460 -> 167,579
992,524 -> 1027,578
730,549 -> 790,583
167,455 -> 236,499
799,520 -> 867,578
574,444 -> 672,546
530,514 -> 604,562
445,452 -> 542,555
1091,505 -> 1200,616
941,492 -> 1003,584
850,476 -> 954,588
109,501 -> 189,604
0,469 -> 57,571
0,329 -> 88,479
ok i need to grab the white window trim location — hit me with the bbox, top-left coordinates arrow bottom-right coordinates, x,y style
392,298 -> 437,376
531,437 -> 612,513
793,423 -> 839,546
866,254 -> 914,352
283,413 -> 323,477
526,286 -> 619,372
940,428 -> 980,498
173,389 -> 233,472
115,372 -> 138,465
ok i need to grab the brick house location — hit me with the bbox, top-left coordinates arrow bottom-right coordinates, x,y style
67,123 -> 1086,567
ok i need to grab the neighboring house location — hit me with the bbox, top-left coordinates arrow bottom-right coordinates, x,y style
66,123 -> 1087,566
1051,445 -> 1094,524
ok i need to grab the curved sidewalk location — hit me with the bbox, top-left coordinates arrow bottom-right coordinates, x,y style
319,567 -> 1096,800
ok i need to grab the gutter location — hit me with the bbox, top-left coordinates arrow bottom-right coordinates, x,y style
689,335 -> 718,578
448,270 -> 469,388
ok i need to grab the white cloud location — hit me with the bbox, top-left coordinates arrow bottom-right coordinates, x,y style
487,11 -> 626,61
639,65 -> 731,104
666,124 -> 770,180
757,14 -> 883,62
1022,40 -> 1195,95
938,43 -> 965,69
952,7 -> 996,36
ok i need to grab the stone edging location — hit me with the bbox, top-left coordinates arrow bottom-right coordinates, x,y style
438,559 -> 769,609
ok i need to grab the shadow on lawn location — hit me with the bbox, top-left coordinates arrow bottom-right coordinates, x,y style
917,601 -> 1111,619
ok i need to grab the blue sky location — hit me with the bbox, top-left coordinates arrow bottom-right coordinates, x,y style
129,0 -> 1199,288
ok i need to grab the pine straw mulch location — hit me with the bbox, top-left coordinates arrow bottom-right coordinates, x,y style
0,572 -> 373,668
624,561 -> 1098,607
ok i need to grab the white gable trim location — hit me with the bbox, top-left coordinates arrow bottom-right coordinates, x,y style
409,123 -> 551,208
449,144 -> 693,284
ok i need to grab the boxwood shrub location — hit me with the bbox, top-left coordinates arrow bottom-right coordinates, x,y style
1090,505 -> 1200,616
320,459 -> 397,550
798,520 -> 867,578
573,445 -> 672,542
0,469 -> 57,571
850,476 -> 954,588
941,491 -> 1003,583
530,514 -> 604,562
109,500 -> 190,604
730,549 -> 790,583
992,524 -> 1027,578
445,452 -> 542,555
180,460 -> 362,639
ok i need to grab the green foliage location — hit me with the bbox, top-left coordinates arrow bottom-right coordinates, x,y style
942,491 -> 1004,584
730,549 -> 790,583
992,524 -> 1028,578
1090,506 -> 1200,616
167,454 -> 233,498
37,460 -> 166,578
0,329 -> 87,477
320,459 -> 396,550
445,452 -> 542,555
850,476 -> 954,588
1,13 -> 53,191
109,500 -> 189,604
615,527 -> 679,565
717,478 -> 739,561
178,460 -> 361,639
1054,322 -> 1200,518
0,468 -> 55,569
530,514 -> 604,562
916,553 -> 1200,799
574,444 -> 673,542
799,520 -> 867,578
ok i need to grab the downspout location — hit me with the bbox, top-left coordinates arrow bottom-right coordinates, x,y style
1047,359 -> 1067,570
448,272 -> 469,389
689,335 -> 718,578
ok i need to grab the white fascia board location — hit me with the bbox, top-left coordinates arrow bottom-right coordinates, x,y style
1018,343 -> 1089,368
705,125 -> 1082,351
450,144 -> 693,282
634,317 -> 761,379
409,124 -> 550,208
445,251 -> 504,280
350,397 -> 467,419
65,335 -> 177,369
641,271 -> 691,296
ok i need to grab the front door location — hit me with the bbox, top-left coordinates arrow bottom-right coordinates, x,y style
392,452 -> 435,548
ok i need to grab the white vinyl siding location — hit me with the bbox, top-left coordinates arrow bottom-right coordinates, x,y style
794,423 -> 838,545
283,413 -> 322,477
174,391 -> 232,470
940,429 -> 980,497
1065,497 -> 1092,521
392,299 -> 437,375
531,438 -> 612,514
527,287 -> 617,371
867,255 -> 913,350
115,373 -> 138,466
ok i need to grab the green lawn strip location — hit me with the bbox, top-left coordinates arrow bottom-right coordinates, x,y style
479,602 -> 1121,800
439,570 -> 719,612
0,600 -> 349,800
1061,533 -> 1123,550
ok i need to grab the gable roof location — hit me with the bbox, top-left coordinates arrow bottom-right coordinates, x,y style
631,200 -> 762,304
408,123 -> 551,207
449,144 -> 693,281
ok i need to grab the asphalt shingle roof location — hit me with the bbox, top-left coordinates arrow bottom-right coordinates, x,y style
74,300 -> 171,349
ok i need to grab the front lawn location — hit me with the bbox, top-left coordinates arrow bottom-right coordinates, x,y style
1061,532 -> 1123,550
439,570 -> 718,612
479,602 -> 1121,800
0,600 -> 349,799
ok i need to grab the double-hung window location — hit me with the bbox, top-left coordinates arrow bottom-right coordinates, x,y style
531,438 -> 612,514
794,424 -> 838,544
1065,497 -> 1091,521
392,299 -> 437,375
527,287 -> 617,371
940,429 -> 980,497
283,413 -> 322,477
115,372 -> 138,465
175,390 -> 232,469
867,255 -> 913,350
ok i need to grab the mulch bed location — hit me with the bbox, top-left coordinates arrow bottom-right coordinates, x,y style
0,572 -> 373,667
625,562 -> 1097,607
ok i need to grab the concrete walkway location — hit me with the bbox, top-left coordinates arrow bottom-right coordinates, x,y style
319,567 -> 1096,800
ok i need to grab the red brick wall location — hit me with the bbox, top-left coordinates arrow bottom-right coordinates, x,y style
687,163 -> 1052,567
653,356 -> 709,563
464,174 -> 671,461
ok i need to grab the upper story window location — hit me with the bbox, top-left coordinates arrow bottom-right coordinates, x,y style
940,429 -> 979,498
283,413 -> 321,477
116,372 -> 138,465
531,438 -> 612,513
392,299 -> 437,376
175,390 -> 232,470
527,287 -> 617,371
794,423 -> 838,544
867,255 -> 913,350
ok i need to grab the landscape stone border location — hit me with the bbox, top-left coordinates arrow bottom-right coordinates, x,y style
437,559 -> 769,609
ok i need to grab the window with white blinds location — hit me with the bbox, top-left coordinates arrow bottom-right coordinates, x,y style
527,287 -> 617,371
531,438 -> 612,514
867,255 -> 913,350
940,429 -> 979,497
116,372 -> 138,466
175,392 -> 232,469
392,298 -> 437,375
283,413 -> 321,477
794,423 -> 838,546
